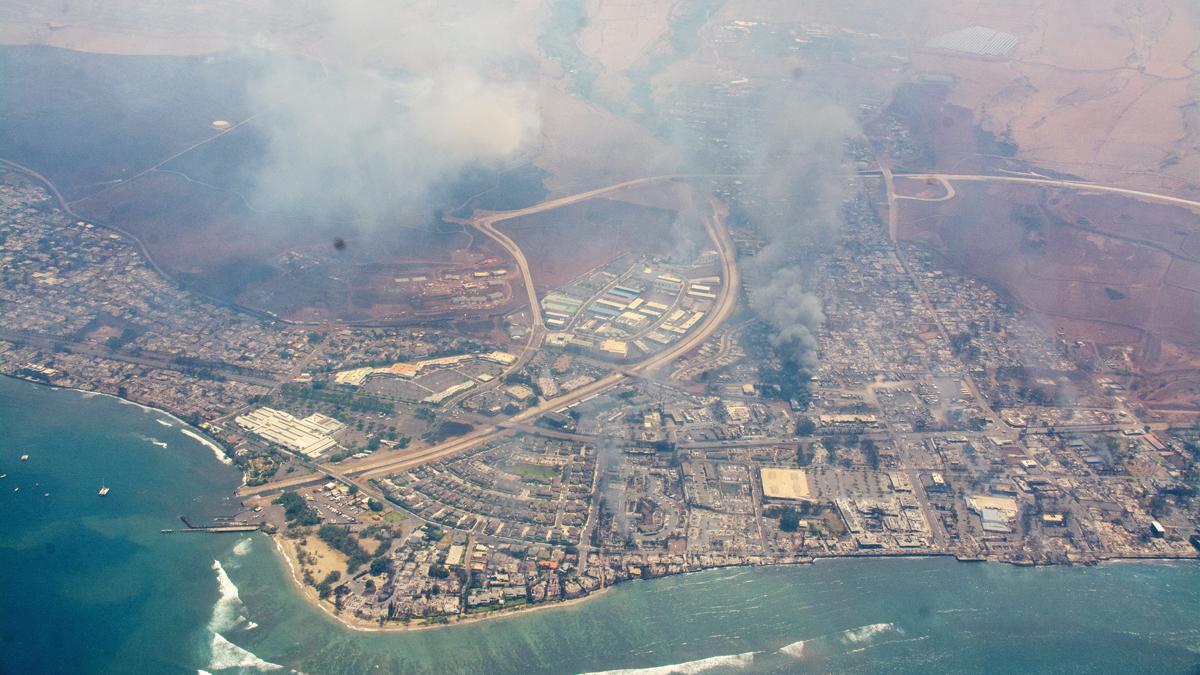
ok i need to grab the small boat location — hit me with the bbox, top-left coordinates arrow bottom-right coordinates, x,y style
20,455 -> 29,461
98,480 -> 110,497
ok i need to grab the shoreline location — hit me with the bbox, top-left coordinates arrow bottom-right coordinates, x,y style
269,532 -> 613,633
4,375 -> 1197,632
0,373 -> 241,480
266,527 -> 1199,634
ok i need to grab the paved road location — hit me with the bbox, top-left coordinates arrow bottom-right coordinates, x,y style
241,182 -> 741,496
893,172 -> 1200,212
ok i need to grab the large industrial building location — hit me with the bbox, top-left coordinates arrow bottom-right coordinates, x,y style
235,407 -> 345,458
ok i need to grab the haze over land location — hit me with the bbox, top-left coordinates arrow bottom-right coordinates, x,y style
4,1 -> 1200,671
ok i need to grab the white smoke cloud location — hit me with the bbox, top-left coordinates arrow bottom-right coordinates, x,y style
244,0 -> 542,228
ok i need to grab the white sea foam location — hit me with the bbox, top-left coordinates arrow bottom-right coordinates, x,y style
156,419 -> 174,428
182,428 -> 232,465
233,538 -> 253,557
581,651 -> 756,674
778,639 -> 807,658
840,623 -> 899,644
208,560 -> 245,633
208,632 -> 283,672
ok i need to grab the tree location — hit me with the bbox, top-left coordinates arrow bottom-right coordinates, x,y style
796,445 -> 814,467
861,439 -> 880,470
369,557 -> 390,576
795,417 -> 817,436
274,491 -> 320,526
367,498 -> 384,512
780,507 -> 802,532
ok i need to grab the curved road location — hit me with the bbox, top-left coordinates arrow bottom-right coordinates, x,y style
241,184 -> 740,495
894,172 -> 1200,212
240,167 -> 1200,498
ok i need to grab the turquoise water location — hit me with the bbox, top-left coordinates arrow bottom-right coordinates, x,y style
2,375 -> 1200,674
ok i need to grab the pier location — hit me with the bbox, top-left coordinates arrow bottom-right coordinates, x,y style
160,516 -> 260,534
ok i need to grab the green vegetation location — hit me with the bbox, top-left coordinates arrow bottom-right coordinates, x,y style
317,570 -> 341,599
369,557 -> 391,576
317,524 -> 370,571
795,417 -> 816,436
504,462 -> 559,481
779,507 -> 802,532
274,491 -> 320,526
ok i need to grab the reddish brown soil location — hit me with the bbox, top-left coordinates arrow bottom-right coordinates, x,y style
897,180 -> 1200,407
72,171 -> 516,323
498,197 -> 679,291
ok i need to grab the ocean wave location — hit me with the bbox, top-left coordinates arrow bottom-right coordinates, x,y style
233,538 -> 254,557
840,623 -> 900,644
778,639 -> 807,659
157,419 -> 174,428
208,560 -> 246,633
581,651 -> 756,674
136,433 -> 169,448
208,632 -> 283,672
182,428 -> 232,465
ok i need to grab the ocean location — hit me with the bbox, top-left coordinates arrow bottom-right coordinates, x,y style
2,375 -> 1199,674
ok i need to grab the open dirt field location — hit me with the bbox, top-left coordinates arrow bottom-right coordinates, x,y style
896,180 -> 1200,406
498,197 -> 679,291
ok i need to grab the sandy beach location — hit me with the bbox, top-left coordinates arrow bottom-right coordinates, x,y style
270,533 -> 613,633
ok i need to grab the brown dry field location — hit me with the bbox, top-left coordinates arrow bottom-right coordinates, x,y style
498,197 -> 678,292
73,171 -> 510,323
897,181 -> 1200,407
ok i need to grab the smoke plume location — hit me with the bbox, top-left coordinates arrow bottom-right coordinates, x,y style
244,0 -> 541,228
738,90 -> 857,369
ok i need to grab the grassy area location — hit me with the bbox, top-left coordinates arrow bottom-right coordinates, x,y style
504,462 -> 560,481
382,512 -> 406,523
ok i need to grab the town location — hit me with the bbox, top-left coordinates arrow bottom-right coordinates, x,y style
3,149 -> 1199,630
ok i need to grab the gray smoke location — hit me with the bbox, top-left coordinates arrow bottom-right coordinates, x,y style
595,437 -> 629,539
739,91 -> 857,369
244,0 -> 541,228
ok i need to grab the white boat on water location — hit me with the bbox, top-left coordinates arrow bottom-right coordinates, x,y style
99,479 -> 110,497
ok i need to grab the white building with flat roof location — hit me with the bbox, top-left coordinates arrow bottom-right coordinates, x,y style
235,407 -> 344,458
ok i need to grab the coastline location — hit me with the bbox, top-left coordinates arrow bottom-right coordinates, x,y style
269,532 -> 613,633
266,525 -> 1200,635
5,375 -> 1197,634
0,373 -> 240,476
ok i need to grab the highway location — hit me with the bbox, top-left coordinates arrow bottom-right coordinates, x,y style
239,167 -> 1200,499
240,181 -> 740,497
892,172 -> 1200,212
